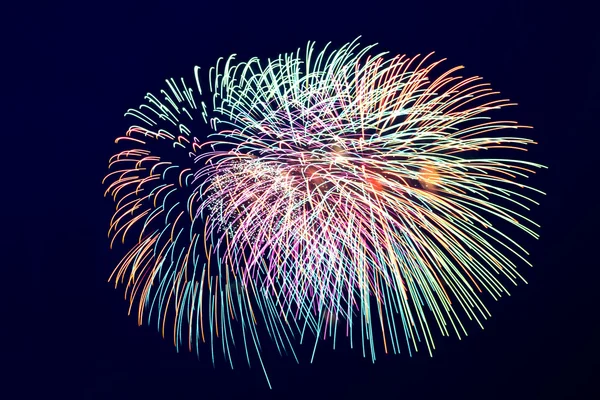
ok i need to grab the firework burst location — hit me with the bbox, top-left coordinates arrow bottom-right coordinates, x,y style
104,38 -> 544,387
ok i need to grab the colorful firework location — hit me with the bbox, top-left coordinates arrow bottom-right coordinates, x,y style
104,38 -> 544,387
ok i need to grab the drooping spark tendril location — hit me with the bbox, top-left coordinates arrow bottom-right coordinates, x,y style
104,38 -> 545,387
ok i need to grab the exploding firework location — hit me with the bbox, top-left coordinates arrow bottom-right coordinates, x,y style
104,38 -> 544,387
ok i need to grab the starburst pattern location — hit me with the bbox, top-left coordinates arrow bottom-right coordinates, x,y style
104,39 -> 544,387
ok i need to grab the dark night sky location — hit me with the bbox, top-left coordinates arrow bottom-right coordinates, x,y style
8,0 -> 599,398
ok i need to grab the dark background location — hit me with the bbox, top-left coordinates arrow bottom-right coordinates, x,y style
9,0 -> 599,398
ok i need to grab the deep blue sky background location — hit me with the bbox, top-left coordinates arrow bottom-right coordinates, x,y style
9,0 -> 599,398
